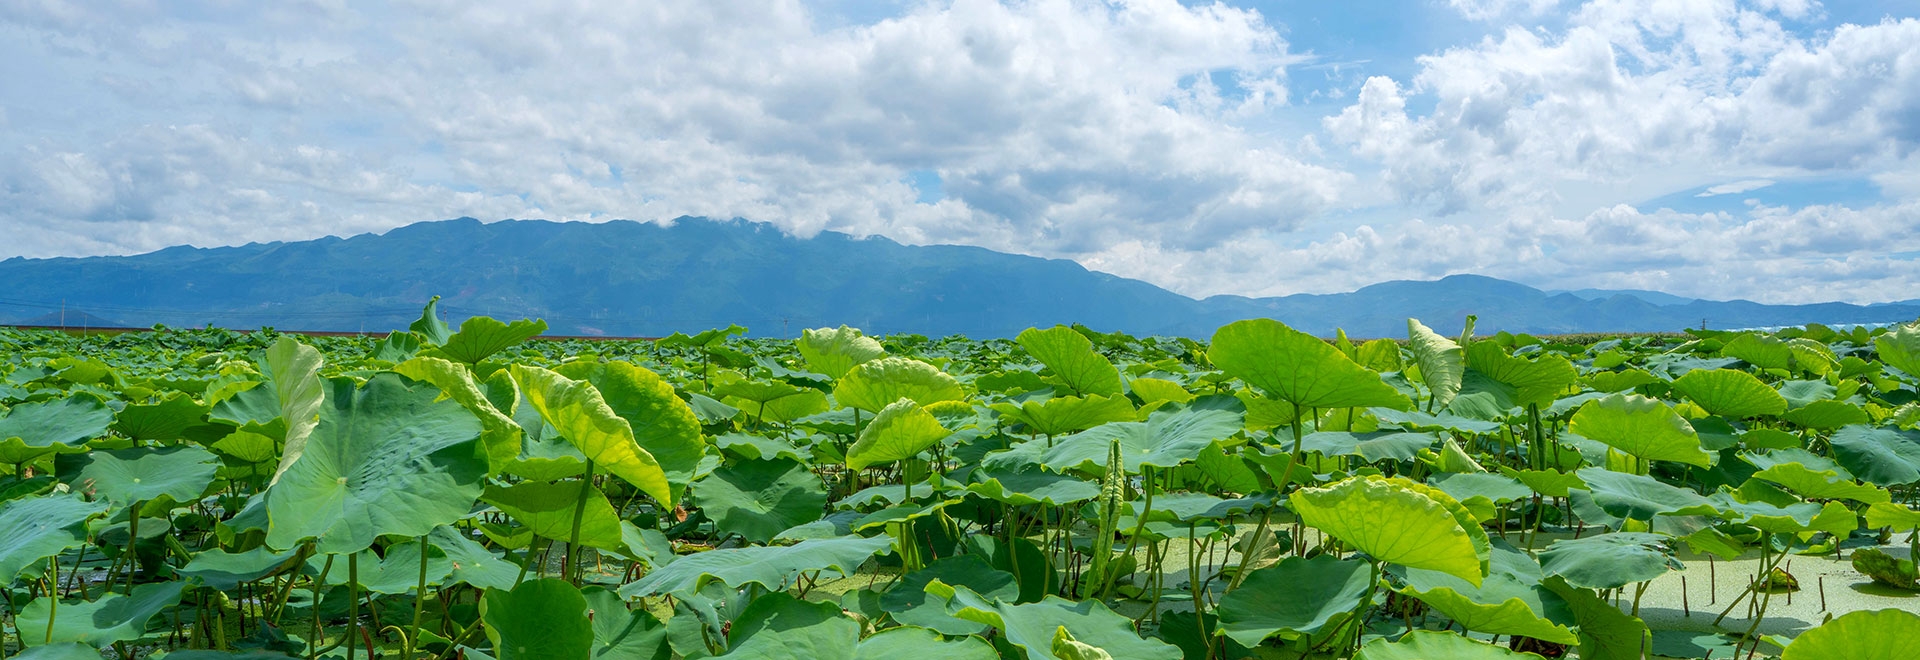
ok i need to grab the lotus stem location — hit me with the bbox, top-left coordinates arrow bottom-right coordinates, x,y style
567,460 -> 596,585
407,535 -> 431,660
309,554 -> 334,660
1108,466 -> 1155,600
124,500 -> 143,595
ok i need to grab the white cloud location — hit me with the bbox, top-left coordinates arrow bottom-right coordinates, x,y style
1696,179 -> 1775,196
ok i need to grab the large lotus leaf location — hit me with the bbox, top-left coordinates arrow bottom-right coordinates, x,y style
17,581 -> 185,648
264,374 -> 487,554
1873,323 -> 1920,377
1864,502 -> 1920,531
410,296 -> 454,345
748,390 -> 831,425
1408,319 -> 1466,411
1829,425 -> 1920,486
1782,400 -> 1870,429
427,316 -> 548,365
1574,468 -> 1724,521
1040,401 -> 1242,474
1430,472 -> 1531,522
430,526 -> 521,591
1017,326 -> 1124,397
1216,555 -> 1373,646
846,399 -> 950,470
581,587 -> 670,660
258,337 -> 326,484
964,468 -> 1100,506
483,579 -> 593,660
1541,576 -> 1647,660
1567,393 -> 1711,467
1717,494 -> 1853,536
718,592 -> 858,660
797,326 -> 886,379
110,393 -> 218,443
0,394 -> 113,456
1786,337 -> 1839,374
1743,449 -> 1890,503
833,358 -> 966,413
656,324 -> 746,348
56,446 -> 218,505
1301,431 -> 1436,463
372,329 -> 422,362
620,535 -> 892,597
1498,467 -> 1585,498
394,356 -> 524,469
1353,630 -> 1545,660
925,582 -> 1181,660
1208,319 -> 1412,410
1781,608 -> 1920,660
1539,532 -> 1682,590
852,626 -> 996,660
176,546 -> 303,591
513,365 -> 673,506
312,539 -> 455,594
1668,369 -> 1786,419
989,394 -> 1137,437
1465,342 -> 1577,409
1849,548 -> 1918,590
1369,408 -> 1503,435
692,458 -> 826,544
1290,475 -> 1488,585
0,493 -> 109,581
1582,369 -> 1661,394
11,644 -> 106,660
482,481 -> 625,550
882,555 -> 1019,635
1401,542 -> 1576,645
1128,378 -> 1195,406
713,379 -> 806,405
1721,333 -> 1792,371
553,361 -> 707,503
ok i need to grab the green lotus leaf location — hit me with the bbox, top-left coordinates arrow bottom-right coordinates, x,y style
513,365 -> 673,506
1216,555 -> 1373,646
1370,408 -> 1502,435
1829,425 -> 1920,486
410,296 -> 454,345
371,329 -> 422,362
1353,630 -> 1545,660
1721,333 -> 1792,371
692,458 -> 826,544
0,394 -> 114,460
110,392 -> 218,443
1541,576 -> 1648,660
833,358 -> 966,413
1849,548 -> 1917,591
1786,337 -> 1839,375
989,394 -> 1136,437
1782,400 -> 1869,429
712,379 -> 806,405
619,535 -> 892,597
394,356 -> 524,469
883,555 -> 1019,636
17,581 -> 185,648
1668,369 -> 1786,419
1497,467 -> 1585,498
715,592 -> 858,659
1018,326 -> 1124,397
1574,468 -> 1723,521
1582,369 -> 1662,393
1740,427 -> 1802,450
1567,393 -> 1711,467
482,579 -> 593,660
1781,608 -> 1920,660
1040,401 -> 1242,474
257,337 -> 326,484
482,481 -> 624,550
1401,541 -> 1576,645
925,581 -> 1181,660
264,374 -> 487,554
1301,431 -> 1437,463
1290,475 -> 1489,586
1430,473 -> 1531,521
554,361 -> 707,504
583,586 -> 670,660
1128,378 -> 1194,406
1743,449 -> 1890,503
797,326 -> 886,379
0,493 -> 110,581
1539,532 -> 1682,590
853,626 -> 996,660
311,539 -> 454,594
1720,497 -> 1853,535
1049,627 -> 1113,660
713,433 -> 808,463
1408,319 -> 1466,411
727,389 -> 830,426
425,316 -> 548,365
656,324 -> 746,349
210,429 -> 279,464
57,445 -> 218,505
179,546 -> 310,593
1873,323 -> 1920,377
1208,319 -> 1411,411
965,468 -> 1101,507
1466,342 -> 1577,409
1864,502 -> 1920,530
846,399 -> 950,470
10,644 -> 106,660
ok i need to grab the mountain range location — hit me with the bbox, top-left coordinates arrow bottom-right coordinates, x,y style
2,217 -> 1915,338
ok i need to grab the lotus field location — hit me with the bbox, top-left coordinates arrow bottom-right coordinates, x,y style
2,303 -> 1920,660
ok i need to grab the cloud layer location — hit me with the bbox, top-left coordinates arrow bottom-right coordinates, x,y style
2,0 -> 1916,304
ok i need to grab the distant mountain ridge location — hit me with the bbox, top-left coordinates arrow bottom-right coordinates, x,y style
2,217 -> 1915,338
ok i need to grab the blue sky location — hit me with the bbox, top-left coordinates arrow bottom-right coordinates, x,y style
3,0 -> 1919,304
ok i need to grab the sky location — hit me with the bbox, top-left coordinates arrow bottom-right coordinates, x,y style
3,0 -> 1919,304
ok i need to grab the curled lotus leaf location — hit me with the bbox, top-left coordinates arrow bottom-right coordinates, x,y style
1290,475 -> 1489,586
